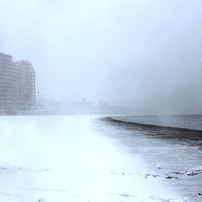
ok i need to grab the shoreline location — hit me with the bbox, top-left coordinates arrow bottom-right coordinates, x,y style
104,117 -> 202,142
0,115 -> 184,201
100,116 -> 202,200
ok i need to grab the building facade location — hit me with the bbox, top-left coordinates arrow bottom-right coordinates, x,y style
0,52 -> 36,110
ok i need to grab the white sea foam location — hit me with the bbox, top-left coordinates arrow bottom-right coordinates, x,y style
0,115 -> 185,201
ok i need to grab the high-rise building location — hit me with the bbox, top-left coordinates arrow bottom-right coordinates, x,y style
14,60 -> 36,103
0,52 -> 36,110
0,52 -> 13,103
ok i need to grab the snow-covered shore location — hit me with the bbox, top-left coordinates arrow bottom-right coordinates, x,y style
0,115 -> 185,201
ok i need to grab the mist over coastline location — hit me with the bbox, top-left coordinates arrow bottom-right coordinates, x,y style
1,0 -> 202,115
1,2 -> 202,201
106,57 -> 202,115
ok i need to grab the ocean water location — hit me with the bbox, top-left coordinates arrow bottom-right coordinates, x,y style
111,115 -> 202,131
102,115 -> 202,201
0,115 -> 182,202
0,114 -> 201,201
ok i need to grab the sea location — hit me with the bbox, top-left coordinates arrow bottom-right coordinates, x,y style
101,114 -> 202,201
0,114 -> 201,201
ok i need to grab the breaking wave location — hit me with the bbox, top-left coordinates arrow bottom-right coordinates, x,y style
104,117 -> 202,142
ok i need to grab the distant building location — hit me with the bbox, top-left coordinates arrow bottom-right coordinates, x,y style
0,52 -> 36,110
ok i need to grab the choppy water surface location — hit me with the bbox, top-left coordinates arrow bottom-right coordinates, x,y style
101,115 -> 202,201
0,115 -> 184,202
0,114 -> 201,201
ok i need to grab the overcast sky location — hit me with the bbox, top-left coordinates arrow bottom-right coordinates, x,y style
0,0 -> 202,114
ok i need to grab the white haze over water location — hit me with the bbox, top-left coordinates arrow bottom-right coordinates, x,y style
0,0 -> 202,114
0,115 -> 185,201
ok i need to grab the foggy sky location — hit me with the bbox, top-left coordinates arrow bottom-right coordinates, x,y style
1,0 -> 202,114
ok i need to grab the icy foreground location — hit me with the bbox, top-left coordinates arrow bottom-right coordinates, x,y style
0,115 -> 183,202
